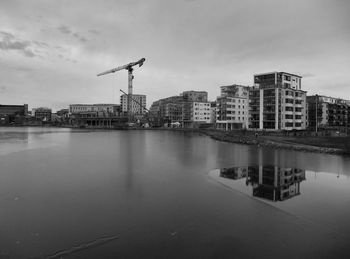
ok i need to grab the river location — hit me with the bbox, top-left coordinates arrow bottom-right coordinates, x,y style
0,127 -> 350,258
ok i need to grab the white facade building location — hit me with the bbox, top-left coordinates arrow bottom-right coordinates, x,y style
70,104 -> 116,113
216,84 -> 250,130
191,102 -> 211,123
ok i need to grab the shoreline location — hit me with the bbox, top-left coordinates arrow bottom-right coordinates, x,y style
162,128 -> 349,156
1,125 -> 349,156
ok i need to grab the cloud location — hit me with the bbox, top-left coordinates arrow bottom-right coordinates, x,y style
57,25 -> 72,34
73,32 -> 87,42
0,85 -> 7,93
88,29 -> 100,35
0,31 -> 36,58
58,24 -> 88,42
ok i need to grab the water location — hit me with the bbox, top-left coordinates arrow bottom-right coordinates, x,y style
0,127 -> 350,258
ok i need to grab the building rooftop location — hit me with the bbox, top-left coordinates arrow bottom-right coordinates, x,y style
254,71 -> 302,78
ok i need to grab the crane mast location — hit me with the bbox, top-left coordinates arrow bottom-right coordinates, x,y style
97,58 -> 145,122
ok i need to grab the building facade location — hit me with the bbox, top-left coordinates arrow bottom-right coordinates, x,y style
216,84 -> 250,130
307,95 -> 350,130
0,104 -> 28,124
249,72 -> 307,130
190,102 -> 211,123
69,104 -> 120,117
149,91 -> 211,128
34,107 -> 52,121
120,94 -> 147,115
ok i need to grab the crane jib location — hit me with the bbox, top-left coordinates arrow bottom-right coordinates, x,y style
97,58 -> 145,77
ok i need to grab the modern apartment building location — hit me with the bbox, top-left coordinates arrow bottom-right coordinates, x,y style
190,102 -> 211,123
216,84 -> 250,130
149,91 -> 211,127
120,94 -> 147,115
307,95 -> 350,129
249,72 -> 307,130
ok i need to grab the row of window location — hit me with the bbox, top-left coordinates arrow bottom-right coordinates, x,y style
227,111 -> 245,115
285,122 -> 302,127
285,107 -> 303,112
194,103 -> 210,106
285,115 -> 302,119
223,105 -> 245,109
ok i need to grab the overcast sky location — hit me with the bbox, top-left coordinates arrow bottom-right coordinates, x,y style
0,0 -> 349,111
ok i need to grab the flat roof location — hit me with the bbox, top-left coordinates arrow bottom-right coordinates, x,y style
254,71 -> 302,78
69,103 -> 118,106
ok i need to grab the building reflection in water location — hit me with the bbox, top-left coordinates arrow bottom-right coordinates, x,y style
220,166 -> 306,202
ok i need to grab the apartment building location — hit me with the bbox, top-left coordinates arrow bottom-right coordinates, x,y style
216,84 -> 250,130
249,72 -> 307,130
307,95 -> 350,129
149,91 -> 211,127
120,94 -> 147,115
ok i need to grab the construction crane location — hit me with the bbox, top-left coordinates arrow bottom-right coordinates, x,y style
97,58 -> 146,121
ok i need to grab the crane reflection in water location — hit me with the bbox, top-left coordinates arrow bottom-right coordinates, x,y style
220,166 -> 306,202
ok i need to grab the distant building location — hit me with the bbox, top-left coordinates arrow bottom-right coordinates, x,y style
306,95 -> 350,130
69,104 -> 124,128
57,109 -> 69,117
209,101 -> 217,124
149,90 -> 211,128
34,107 -> 52,122
0,104 -> 28,124
216,84 -> 250,130
249,72 -> 307,130
69,104 -> 121,117
181,91 -> 208,102
120,94 -> 147,115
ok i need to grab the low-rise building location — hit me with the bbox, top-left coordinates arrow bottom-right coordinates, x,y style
34,107 -> 52,122
0,104 -> 28,124
69,104 -> 120,117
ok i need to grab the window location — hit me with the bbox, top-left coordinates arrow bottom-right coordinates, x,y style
284,75 -> 291,81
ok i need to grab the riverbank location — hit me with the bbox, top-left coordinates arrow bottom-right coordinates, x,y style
1,125 -> 349,156
165,128 -> 350,156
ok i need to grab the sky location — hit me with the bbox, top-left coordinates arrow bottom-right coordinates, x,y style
0,0 -> 349,111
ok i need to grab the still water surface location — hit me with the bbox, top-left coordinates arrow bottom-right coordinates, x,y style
1,127 -> 350,258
